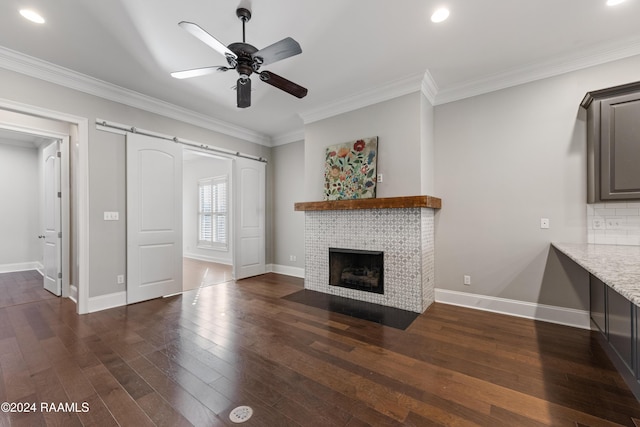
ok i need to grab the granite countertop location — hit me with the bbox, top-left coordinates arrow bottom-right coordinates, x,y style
552,242 -> 640,306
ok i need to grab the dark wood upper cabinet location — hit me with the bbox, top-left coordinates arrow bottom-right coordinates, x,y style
582,81 -> 640,202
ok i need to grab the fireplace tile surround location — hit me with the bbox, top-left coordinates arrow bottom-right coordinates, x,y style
295,196 -> 441,314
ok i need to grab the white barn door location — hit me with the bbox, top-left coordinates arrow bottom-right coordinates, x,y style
233,157 -> 266,280
126,133 -> 183,304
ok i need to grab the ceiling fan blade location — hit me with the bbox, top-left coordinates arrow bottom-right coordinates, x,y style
252,37 -> 301,66
237,78 -> 251,108
178,21 -> 237,60
259,71 -> 308,98
171,66 -> 230,79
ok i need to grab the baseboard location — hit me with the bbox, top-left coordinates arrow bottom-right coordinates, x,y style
69,285 -> 78,304
0,261 -> 42,274
184,253 -> 232,265
434,288 -> 590,330
270,264 -> 305,278
87,291 -> 126,313
35,262 -> 44,276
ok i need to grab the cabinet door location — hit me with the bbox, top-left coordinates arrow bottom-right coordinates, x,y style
600,92 -> 640,200
589,274 -> 607,334
608,287 -> 633,370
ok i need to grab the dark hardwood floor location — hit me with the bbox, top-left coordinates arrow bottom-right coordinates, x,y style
0,270 -> 56,309
182,258 -> 233,292
0,271 -> 639,426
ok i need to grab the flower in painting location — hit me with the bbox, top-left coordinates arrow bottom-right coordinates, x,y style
337,147 -> 350,158
365,180 -> 375,188
360,165 -> 368,174
328,151 -> 336,157
339,173 -> 346,181
353,139 -> 366,152
330,166 -> 340,179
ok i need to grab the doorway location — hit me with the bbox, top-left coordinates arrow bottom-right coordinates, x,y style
0,126 -> 68,301
182,148 -> 234,292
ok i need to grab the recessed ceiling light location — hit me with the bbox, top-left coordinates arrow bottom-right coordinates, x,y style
19,9 -> 45,24
606,0 -> 626,5
431,8 -> 450,23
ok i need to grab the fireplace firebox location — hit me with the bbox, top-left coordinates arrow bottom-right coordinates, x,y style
329,248 -> 384,294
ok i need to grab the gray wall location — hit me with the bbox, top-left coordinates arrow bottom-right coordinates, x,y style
292,54 -> 640,312
420,93 -> 435,195
0,141 -> 40,265
434,54 -> 640,310
272,141 -> 305,270
183,155 -> 232,264
0,67 -> 272,299
304,92 -> 423,201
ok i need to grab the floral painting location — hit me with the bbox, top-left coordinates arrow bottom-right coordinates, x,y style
324,136 -> 378,200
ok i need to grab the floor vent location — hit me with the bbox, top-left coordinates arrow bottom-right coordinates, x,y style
229,406 -> 253,423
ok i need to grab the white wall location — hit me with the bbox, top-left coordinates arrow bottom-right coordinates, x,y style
434,54 -> 640,310
304,92 -> 423,201
183,154 -> 232,264
0,141 -> 40,266
272,141 -> 305,273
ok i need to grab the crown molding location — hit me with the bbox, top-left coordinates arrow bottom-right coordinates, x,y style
434,35 -> 640,105
421,70 -> 438,105
271,129 -> 305,146
299,72 -> 425,125
0,46 -> 271,146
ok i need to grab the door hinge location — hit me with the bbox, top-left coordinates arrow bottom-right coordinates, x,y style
58,232 -> 62,238
58,272 -> 62,279
57,191 -> 62,198
57,151 -> 61,158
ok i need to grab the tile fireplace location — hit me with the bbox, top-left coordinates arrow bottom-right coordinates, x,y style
295,196 -> 441,313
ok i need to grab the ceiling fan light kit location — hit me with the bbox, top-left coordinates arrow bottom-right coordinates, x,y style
173,6 -> 307,108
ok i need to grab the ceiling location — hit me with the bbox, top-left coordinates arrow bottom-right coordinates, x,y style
1,0 -> 640,144
0,127 -> 55,149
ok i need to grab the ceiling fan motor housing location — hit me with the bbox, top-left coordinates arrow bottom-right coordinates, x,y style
227,42 -> 259,78
236,7 -> 252,22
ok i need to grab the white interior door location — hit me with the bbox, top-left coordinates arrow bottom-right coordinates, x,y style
233,157 -> 266,279
42,140 -> 61,296
127,133 -> 183,304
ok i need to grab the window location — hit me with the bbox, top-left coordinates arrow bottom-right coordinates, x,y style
198,175 -> 228,249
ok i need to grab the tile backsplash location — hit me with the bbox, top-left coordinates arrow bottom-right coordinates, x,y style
587,202 -> 640,246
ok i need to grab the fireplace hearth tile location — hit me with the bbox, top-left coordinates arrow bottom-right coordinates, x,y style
282,289 -> 419,330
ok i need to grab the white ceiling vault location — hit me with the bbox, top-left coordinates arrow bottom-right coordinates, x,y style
1,0 -> 640,146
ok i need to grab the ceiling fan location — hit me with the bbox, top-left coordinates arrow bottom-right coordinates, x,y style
171,6 -> 308,108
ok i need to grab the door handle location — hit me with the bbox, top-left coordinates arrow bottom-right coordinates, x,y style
38,235 -> 45,239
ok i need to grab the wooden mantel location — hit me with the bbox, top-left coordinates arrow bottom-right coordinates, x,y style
294,195 -> 441,211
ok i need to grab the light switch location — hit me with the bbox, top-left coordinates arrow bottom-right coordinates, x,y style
104,211 -> 119,221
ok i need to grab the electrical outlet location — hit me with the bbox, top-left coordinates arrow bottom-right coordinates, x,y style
377,173 -> 383,183
593,218 -> 605,230
463,275 -> 471,285
289,255 -> 297,262
117,274 -> 125,284
605,218 -> 623,230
